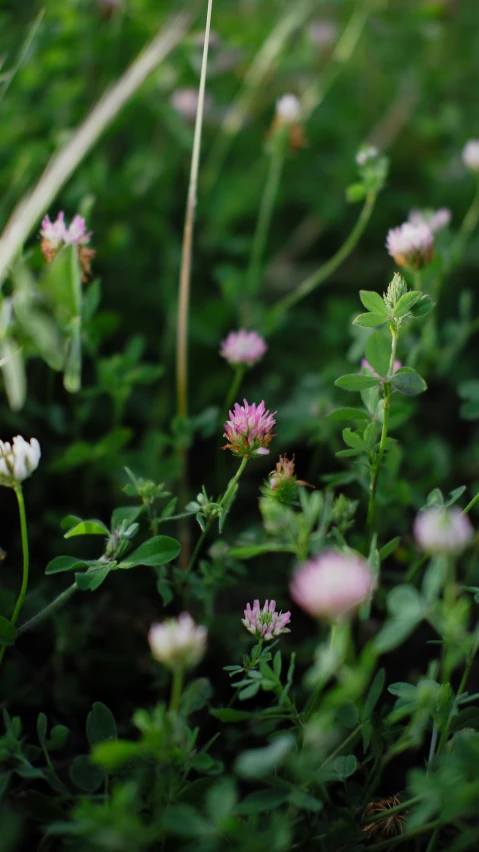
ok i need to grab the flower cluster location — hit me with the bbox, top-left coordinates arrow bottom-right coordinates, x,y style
148,613 -> 207,671
414,507 -> 474,555
408,208 -> 451,234
386,221 -> 434,269
242,599 -> 291,641
220,330 -> 267,367
223,399 -> 276,458
0,436 -> 41,488
290,552 -> 374,620
40,211 -> 95,280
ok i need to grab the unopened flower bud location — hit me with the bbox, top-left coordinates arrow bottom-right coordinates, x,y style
242,599 -> 291,641
0,436 -> 41,488
462,140 -> 479,173
383,272 -> 408,311
290,552 -> 375,621
414,507 -> 474,555
40,211 -> 94,280
148,613 -> 207,671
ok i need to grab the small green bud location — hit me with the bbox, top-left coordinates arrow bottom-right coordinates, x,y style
384,273 -> 407,312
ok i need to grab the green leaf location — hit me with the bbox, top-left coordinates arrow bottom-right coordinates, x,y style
210,708 -> 254,723
353,312 -> 388,328
69,755 -> 104,793
336,448 -> 362,458
180,679 -> 212,715
238,682 -> 260,700
362,669 -> 385,719
379,537 -> 401,561
346,182 -> 366,203
236,790 -> 289,814
162,804 -> 213,838
359,291 -> 388,315
92,739 -> 142,771
393,291 -> 423,318
327,407 -> 370,422
37,713 -> 47,745
365,333 -> 391,377
342,428 -> 365,450
333,755 -> 357,778
47,725 -> 69,751
410,294 -> 434,317
64,519 -> 110,538
0,617 -> 17,646
288,789 -> 323,812
235,734 -> 295,778
228,543 -> 294,559
335,374 -> 379,392
111,506 -> 142,528
390,367 -> 427,397
45,556 -> 107,575
86,702 -> 117,747
75,567 -> 111,591
118,535 -> 180,569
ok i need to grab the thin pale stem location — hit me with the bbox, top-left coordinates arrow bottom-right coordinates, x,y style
367,323 -> 398,530
17,583 -> 77,636
0,486 -> 29,667
270,191 -> 376,321
176,0 -> 214,419
246,131 -> 287,297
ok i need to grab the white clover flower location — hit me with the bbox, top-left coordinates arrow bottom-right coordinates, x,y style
148,613 -> 207,671
462,140 -> 479,173
0,436 -> 41,488
386,221 -> 434,269
356,145 -> 379,166
275,94 -> 301,124
408,208 -> 452,234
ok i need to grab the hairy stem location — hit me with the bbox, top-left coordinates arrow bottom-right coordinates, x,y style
17,583 -> 78,636
367,323 -> 398,530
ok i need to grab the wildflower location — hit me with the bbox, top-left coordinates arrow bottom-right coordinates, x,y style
220,330 -> 267,368
362,795 -> 405,839
148,613 -> 207,671
170,87 -> 213,122
265,453 -> 312,500
222,399 -> 276,458
356,145 -> 379,166
40,211 -> 95,280
275,94 -> 301,124
408,208 -> 451,233
386,221 -> 434,269
462,139 -> 479,173
242,599 -> 291,641
0,436 -> 41,488
414,507 -> 474,555
361,358 -> 401,378
289,551 -> 375,620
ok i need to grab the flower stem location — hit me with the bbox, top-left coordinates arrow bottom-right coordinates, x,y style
270,191 -> 376,320
222,365 -> 246,423
169,667 -> 184,714
17,583 -> 77,636
367,323 -> 398,530
246,129 -> 287,298
0,486 -> 29,667
463,490 -> 479,515
452,175 -> 479,263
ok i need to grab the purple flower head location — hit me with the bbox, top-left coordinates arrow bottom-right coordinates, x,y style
222,399 -> 276,458
148,612 -> 207,671
40,212 -> 67,249
290,551 -> 375,621
361,358 -> 401,379
414,507 -> 474,555
220,329 -> 267,368
64,214 -> 91,246
408,208 -> 451,234
463,140 -> 479,173
386,221 -> 434,270
242,599 -> 291,641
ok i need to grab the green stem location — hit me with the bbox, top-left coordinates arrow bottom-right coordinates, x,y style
368,820 -> 441,851
185,456 -> 249,576
17,583 -> 77,635
463,491 -> 479,515
169,667 -> 184,714
367,323 -> 398,530
0,486 -> 29,668
223,365 -> 246,422
436,621 -> 479,756
362,795 -> 424,825
304,622 -> 339,720
452,175 -> 479,263
246,129 -> 287,297
270,191 -> 376,320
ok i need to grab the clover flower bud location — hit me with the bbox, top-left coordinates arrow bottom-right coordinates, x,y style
0,436 -> 41,488
408,208 -> 451,234
220,330 -> 267,367
362,358 -> 401,379
275,94 -> 301,124
383,272 -> 408,311
242,599 -> 291,641
148,613 -> 207,671
40,211 -> 94,280
222,399 -> 276,458
414,507 -> 474,555
290,552 -> 375,621
462,140 -> 479,173
356,145 -> 379,166
262,453 -> 312,505
386,221 -> 434,269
